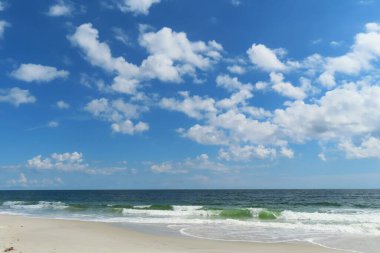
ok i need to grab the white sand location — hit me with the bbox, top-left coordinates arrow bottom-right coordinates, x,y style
0,214 -> 341,253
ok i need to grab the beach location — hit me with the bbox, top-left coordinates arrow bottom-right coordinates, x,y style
0,214 -> 342,253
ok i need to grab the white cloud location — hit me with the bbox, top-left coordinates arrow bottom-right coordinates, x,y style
339,137 -> 380,159
85,98 -> 149,135
139,27 -> 223,81
318,153 -> 327,161
0,20 -> 9,38
47,121 -> 59,128
227,65 -> 246,74
160,91 -> 216,119
151,162 -> 180,174
0,87 -> 36,106
330,41 -> 341,47
47,0 -> 73,17
68,23 -> 139,76
56,100 -> 70,109
218,145 -> 276,161
280,146 -> 294,158
112,27 -> 131,46
247,44 -> 286,72
319,23 -> 380,87
117,0 -> 160,15
27,152 -> 86,171
151,154 -> 229,174
111,120 -> 149,134
11,64 -> 69,83
178,124 -> 228,145
270,72 -> 306,100
215,74 -> 253,108
69,24 -> 223,95
7,173 -> 63,188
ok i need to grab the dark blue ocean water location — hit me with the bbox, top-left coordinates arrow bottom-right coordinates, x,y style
1,189 -> 379,209
0,190 -> 379,253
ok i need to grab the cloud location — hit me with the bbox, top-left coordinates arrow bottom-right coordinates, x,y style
319,22 -> 380,87
117,0 -> 161,15
274,82 -> 380,143
47,0 -> 73,17
27,152 -> 86,171
139,27 -> 223,77
112,27 -> 132,46
84,98 -> 149,135
339,137 -> 380,159
8,173 -> 28,187
227,65 -> 246,74
56,100 -> 70,109
270,72 -> 306,100
280,146 -> 294,158
69,24 -> 223,95
330,41 -> 342,47
150,154 -> 229,174
160,91 -> 216,119
47,121 -> 59,128
11,64 -> 69,83
0,20 -> 10,38
178,125 -> 228,145
247,44 -> 286,72
7,173 -> 63,188
0,87 -> 36,106
218,145 -> 276,161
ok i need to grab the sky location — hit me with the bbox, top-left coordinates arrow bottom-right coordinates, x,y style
1,0 -> 380,189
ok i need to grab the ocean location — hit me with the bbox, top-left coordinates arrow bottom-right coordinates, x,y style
0,189 -> 379,253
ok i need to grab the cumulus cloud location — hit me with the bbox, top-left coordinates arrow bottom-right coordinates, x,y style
227,65 -> 246,74
218,145 -> 276,161
28,152 -> 85,171
26,152 -> 129,175
157,23 -> 380,161
139,27 -> 223,75
56,100 -> 70,109
0,87 -> 36,106
160,91 -> 216,119
47,0 -> 73,17
270,72 -> 306,100
274,82 -> 380,143
178,125 -> 228,145
247,44 -> 286,72
85,98 -> 149,135
11,64 -> 69,83
319,23 -> 380,87
339,137 -> 380,159
69,24 -> 222,95
117,0 -> 160,15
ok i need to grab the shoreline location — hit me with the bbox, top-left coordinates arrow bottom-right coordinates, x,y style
0,214 -> 342,253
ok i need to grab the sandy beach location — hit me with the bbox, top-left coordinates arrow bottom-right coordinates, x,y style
0,214 -> 342,253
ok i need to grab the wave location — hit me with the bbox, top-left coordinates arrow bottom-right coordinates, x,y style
219,209 -> 253,219
2,201 -> 68,210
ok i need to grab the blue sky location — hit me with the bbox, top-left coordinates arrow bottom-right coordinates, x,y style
1,0 -> 380,189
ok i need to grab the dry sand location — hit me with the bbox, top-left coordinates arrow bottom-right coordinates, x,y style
0,214 -> 341,253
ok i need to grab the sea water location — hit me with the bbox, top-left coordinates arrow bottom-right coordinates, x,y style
0,189 -> 379,253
